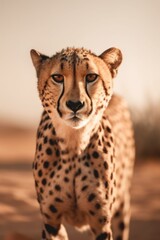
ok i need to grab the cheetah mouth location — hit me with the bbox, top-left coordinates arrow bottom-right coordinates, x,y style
66,113 -> 82,122
63,113 -> 89,128
71,116 -> 81,122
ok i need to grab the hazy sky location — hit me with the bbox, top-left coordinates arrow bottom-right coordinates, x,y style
0,0 -> 160,126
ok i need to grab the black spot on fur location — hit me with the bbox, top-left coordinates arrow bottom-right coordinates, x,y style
106,126 -> 111,133
35,180 -> 38,187
44,213 -> 50,219
105,193 -> 108,199
81,175 -> 88,181
98,139 -> 101,146
103,147 -> 108,153
44,136 -> 48,144
84,162 -> 90,167
49,205 -> 58,213
93,169 -> 99,178
46,147 -> 52,155
57,213 -> 62,219
95,203 -> 101,209
55,184 -> 61,191
99,216 -> 107,224
38,144 -> 42,151
105,181 -> 108,188
119,221 -> 125,231
88,193 -> 96,202
75,168 -> 81,177
49,138 -> 56,145
81,185 -> 88,191
48,123 -> 52,129
89,210 -> 95,216
65,169 -> 69,174
57,165 -> 62,170
104,161 -> 108,170
86,153 -> 91,159
56,149 -> 60,157
110,173 -> 113,180
38,169 -> 42,177
55,197 -> 63,203
34,162 -> 38,170
66,192 -> 72,199
42,230 -> 46,238
96,232 -> 109,240
44,123 -> 48,131
110,136 -> 113,142
53,161 -> 58,167
91,228 -> 96,234
43,161 -> 49,168
52,129 -> 56,135
50,171 -> 55,178
114,211 -> 121,218
45,223 -> 59,236
42,178 -> 47,185
64,177 -> 69,182
37,130 -> 42,139
92,151 -> 99,158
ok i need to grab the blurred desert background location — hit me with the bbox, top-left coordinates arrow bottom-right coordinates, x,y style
0,0 -> 160,240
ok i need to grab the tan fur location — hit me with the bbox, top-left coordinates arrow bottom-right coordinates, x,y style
30,47 -> 135,240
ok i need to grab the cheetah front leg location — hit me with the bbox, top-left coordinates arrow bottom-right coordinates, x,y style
87,209 -> 113,240
41,221 -> 68,240
112,194 -> 131,240
89,220 -> 113,240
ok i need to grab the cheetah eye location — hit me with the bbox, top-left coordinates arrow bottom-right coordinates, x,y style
51,74 -> 64,83
86,73 -> 98,83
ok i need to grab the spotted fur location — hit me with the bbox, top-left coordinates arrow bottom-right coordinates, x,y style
30,47 -> 135,240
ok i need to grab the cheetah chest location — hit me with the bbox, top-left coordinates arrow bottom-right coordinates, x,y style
34,126 -> 115,227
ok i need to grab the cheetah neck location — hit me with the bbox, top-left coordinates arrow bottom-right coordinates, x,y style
53,112 -> 103,155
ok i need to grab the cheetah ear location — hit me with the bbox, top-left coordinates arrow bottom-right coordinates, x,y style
30,49 -> 50,71
99,48 -> 122,78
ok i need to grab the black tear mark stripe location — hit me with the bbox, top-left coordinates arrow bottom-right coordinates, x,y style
85,82 -> 93,116
57,83 -> 65,117
101,79 -> 109,97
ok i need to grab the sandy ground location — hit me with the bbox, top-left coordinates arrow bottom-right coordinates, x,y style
0,125 -> 160,240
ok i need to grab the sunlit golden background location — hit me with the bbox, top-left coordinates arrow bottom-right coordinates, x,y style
0,0 -> 160,240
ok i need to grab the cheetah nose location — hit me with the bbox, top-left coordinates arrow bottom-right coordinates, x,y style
66,100 -> 85,112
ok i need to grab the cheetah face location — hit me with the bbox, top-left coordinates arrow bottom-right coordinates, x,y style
30,47 -> 122,129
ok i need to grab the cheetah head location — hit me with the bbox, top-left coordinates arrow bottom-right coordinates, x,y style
30,47 -> 122,129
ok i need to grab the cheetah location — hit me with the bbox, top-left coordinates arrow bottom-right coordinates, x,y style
30,47 -> 135,240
